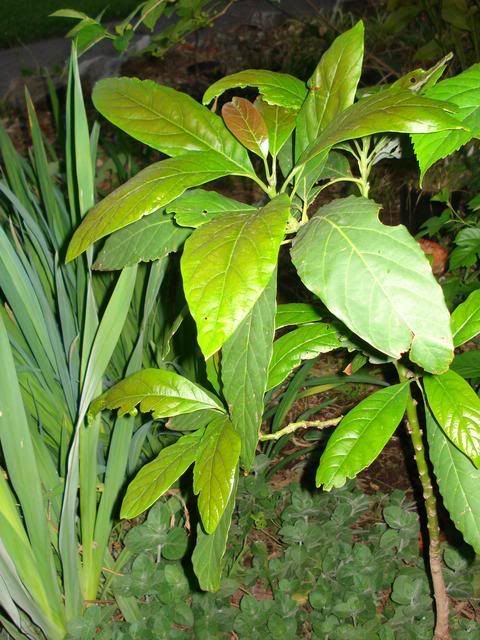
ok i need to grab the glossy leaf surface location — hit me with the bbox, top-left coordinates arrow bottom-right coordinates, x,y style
291,196 -> 454,373
222,97 -> 269,158
222,273 -> 276,468
296,21 -> 364,158
255,98 -> 296,156
275,303 -> 323,329
67,151 -> 241,261
192,470 -> 238,591
93,77 -> 252,173
451,289 -> 480,347
121,429 -> 205,518
167,189 -> 256,228
412,63 -> 480,182
427,410 -> 480,554
424,369 -> 480,467
298,89 -> 462,168
193,415 -> 241,533
316,383 -> 408,490
203,70 -> 307,110
89,368 -> 224,419
267,323 -> 342,390
93,211 -> 190,270
182,195 -> 290,358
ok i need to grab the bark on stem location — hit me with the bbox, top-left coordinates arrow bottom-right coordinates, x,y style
396,363 -> 450,640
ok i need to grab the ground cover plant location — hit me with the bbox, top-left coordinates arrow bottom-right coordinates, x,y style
64,20 -> 480,640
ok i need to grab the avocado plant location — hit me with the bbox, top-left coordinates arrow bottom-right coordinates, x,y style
67,22 -> 480,640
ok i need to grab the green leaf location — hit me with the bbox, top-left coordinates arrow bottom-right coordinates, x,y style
451,289 -> 480,346
93,211 -> 190,270
275,303 -> 323,329
411,64 -> 480,183
316,383 -> 409,490
424,370 -> 480,467
442,0 -> 472,31
192,470 -> 238,591
451,350 -> 480,379
121,429 -> 205,518
203,70 -> 307,110
291,196 -> 454,373
222,272 -> 276,469
298,89 -> 462,168
193,415 -> 241,533
93,77 -> 252,173
427,409 -> 480,554
89,368 -> 224,420
222,97 -> 269,158
267,323 -> 342,390
181,194 -> 290,358
295,21 -> 364,158
66,151 -> 242,261
449,228 -> 480,269
167,189 -> 256,228
255,98 -> 296,157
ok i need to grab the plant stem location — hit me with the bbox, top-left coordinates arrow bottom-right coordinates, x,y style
259,417 -> 341,441
396,363 -> 450,640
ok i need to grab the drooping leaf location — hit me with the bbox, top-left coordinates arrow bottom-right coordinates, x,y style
255,98 -> 296,156
181,195 -> 290,358
121,428 -> 205,518
291,196 -> 454,373
93,210 -> 190,270
451,289 -> 480,346
66,151 -> 243,261
89,368 -> 224,420
193,415 -> 241,533
427,409 -> 480,554
424,369 -> 480,467
167,188 -> 256,228
192,469 -> 238,591
411,64 -> 480,183
451,350 -> 480,379
297,89 -> 462,169
275,303 -> 323,329
316,383 -> 409,490
92,77 -> 252,173
222,273 -> 276,469
203,70 -> 308,110
296,21 -> 365,158
222,97 -> 269,158
267,323 -> 342,390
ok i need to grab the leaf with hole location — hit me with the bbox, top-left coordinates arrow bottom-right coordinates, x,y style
316,383 -> 409,490
167,189 -> 256,228
93,211 -> 190,270
291,196 -> 454,373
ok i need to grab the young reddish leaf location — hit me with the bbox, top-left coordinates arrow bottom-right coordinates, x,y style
222,97 -> 269,158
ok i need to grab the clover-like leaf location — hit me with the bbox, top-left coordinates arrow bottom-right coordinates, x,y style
291,196 -> 454,373
316,383 -> 409,490
182,195 -> 290,358
424,369 -> 480,468
193,415 -> 241,533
